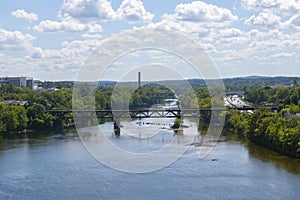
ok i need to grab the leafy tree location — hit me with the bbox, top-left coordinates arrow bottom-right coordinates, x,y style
171,118 -> 182,129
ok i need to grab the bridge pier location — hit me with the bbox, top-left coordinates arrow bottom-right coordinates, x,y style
113,118 -> 121,137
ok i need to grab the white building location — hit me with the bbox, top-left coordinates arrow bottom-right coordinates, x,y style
0,76 -> 33,89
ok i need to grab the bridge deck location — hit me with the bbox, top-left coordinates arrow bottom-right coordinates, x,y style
46,107 -> 242,119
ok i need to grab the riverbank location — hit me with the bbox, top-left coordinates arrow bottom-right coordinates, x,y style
249,137 -> 300,159
222,127 -> 300,159
225,109 -> 300,160
0,128 -> 77,139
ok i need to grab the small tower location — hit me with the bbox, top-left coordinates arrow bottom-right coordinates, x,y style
138,72 -> 141,89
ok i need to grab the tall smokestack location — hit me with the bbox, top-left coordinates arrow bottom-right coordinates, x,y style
138,72 -> 141,89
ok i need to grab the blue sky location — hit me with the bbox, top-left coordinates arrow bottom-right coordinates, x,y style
0,0 -> 299,80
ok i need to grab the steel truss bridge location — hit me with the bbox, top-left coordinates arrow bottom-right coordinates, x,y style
46,107 -> 252,119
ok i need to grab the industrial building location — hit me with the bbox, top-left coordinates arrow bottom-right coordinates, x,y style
0,76 -> 33,89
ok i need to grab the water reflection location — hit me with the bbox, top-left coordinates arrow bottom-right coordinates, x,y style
0,130 -> 78,152
1,126 -> 300,175
222,133 -> 300,174
246,141 -> 300,174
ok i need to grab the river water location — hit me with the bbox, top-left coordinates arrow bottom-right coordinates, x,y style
0,123 -> 300,200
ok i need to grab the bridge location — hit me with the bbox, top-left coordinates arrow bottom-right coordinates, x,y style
46,108 -> 231,119
47,107 -> 252,136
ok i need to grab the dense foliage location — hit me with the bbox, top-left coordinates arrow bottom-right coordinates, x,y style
0,83 -> 175,133
226,86 -> 300,157
130,84 -> 174,109
0,84 -> 73,133
244,85 -> 300,108
181,83 -> 300,157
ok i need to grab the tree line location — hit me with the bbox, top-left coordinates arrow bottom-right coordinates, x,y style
0,84 -> 73,133
180,84 -> 300,157
0,83 -> 174,134
225,86 -> 300,158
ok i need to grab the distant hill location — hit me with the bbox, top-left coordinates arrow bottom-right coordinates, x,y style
223,76 -> 299,91
36,76 -> 300,92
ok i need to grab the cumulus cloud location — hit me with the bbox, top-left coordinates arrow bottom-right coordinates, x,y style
174,1 -> 237,22
285,14 -> 300,30
59,0 -> 154,23
117,0 -> 153,22
11,9 -> 38,21
270,52 -> 297,59
0,28 -> 35,50
29,47 -> 66,59
147,1 -> 240,54
59,0 -> 117,21
34,19 -> 102,33
246,29 -> 286,41
148,16 -> 209,35
291,15 -> 300,27
245,12 -> 281,28
214,28 -> 246,45
249,39 -> 284,51
149,0 -> 238,36
241,0 -> 300,16
81,33 -> 102,39
29,37 -> 104,60
242,0 -> 279,10
220,28 -> 243,38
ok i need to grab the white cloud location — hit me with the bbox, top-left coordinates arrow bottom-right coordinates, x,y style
215,28 -> 247,46
174,1 -> 237,23
291,15 -> 300,26
29,47 -> 57,59
220,28 -> 243,38
241,0 -> 300,16
148,17 -> 209,36
214,27 -> 300,66
29,37 -> 104,60
198,43 -> 218,53
22,37 -> 110,80
216,49 -> 248,62
117,0 -> 153,22
0,28 -> 35,50
81,33 -> 102,39
11,9 -> 38,21
249,39 -> 283,51
270,52 -> 297,59
34,19 -> 102,33
148,0 -> 237,38
0,56 -> 35,77
245,12 -> 281,28
3,0 -> 300,79
59,0 -> 117,21
285,14 -> 300,30
246,29 -> 289,41
148,1 -> 239,53
242,0 -> 280,10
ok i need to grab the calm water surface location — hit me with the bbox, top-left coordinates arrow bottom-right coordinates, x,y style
0,124 -> 300,200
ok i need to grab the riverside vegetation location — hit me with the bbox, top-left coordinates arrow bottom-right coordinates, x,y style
225,85 -> 300,158
0,77 -> 299,158
181,82 -> 300,158
0,83 -> 174,133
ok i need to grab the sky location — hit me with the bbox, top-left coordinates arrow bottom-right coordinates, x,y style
0,0 -> 299,81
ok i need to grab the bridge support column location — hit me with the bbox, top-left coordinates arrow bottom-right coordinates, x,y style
113,118 -> 121,137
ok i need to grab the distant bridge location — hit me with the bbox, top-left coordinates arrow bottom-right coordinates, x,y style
47,107 -> 253,137
46,107 -> 253,119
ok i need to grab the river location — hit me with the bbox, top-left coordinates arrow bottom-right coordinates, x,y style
0,123 -> 300,200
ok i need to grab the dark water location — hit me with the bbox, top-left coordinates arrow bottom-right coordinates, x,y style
0,128 -> 300,200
